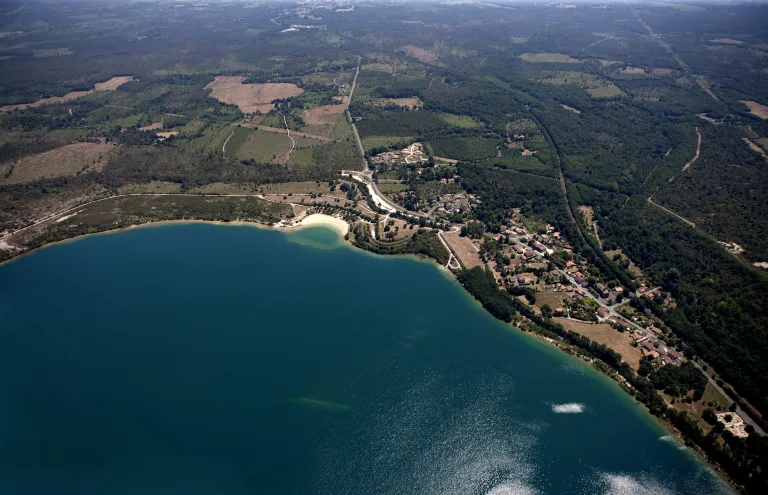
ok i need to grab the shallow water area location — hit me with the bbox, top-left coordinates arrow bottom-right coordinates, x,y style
0,223 -> 732,494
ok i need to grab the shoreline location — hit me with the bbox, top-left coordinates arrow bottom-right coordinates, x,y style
0,217 -> 739,489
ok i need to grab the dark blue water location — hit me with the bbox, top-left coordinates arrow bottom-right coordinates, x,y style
0,224 -> 731,494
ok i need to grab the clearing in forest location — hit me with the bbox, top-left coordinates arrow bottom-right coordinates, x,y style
301,71 -> 353,85
205,76 -> 303,114
520,53 -> 582,63
554,318 -> 643,371
138,121 -> 163,131
400,45 -> 438,62
0,76 -> 134,113
560,104 -> 581,114
587,84 -> 623,98
1,140 -> 115,184
369,97 -> 423,110
740,100 -> 768,120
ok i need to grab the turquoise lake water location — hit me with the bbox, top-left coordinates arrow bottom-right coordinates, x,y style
0,224 -> 732,494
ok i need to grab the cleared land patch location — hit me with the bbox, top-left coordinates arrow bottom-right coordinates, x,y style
205,76 -> 303,114
0,76 -> 133,113
400,45 -> 438,63
741,100 -> 768,119
301,71 -> 353,85
442,231 -> 482,269
554,318 -> 643,370
520,53 -> 582,63
560,104 -> 581,114
587,84 -> 623,98
302,103 -> 347,137
1,141 -> 115,185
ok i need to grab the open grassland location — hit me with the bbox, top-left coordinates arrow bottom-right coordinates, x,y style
301,71 -> 353,85
437,112 -> 482,128
1,141 -> 115,185
302,104 -> 347,137
362,135 -> 413,152
329,115 -> 353,141
0,76 -> 133,112
228,128 -> 292,163
400,45 -> 438,63
118,181 -> 182,194
587,84 -> 624,98
205,76 -> 303,114
442,231 -> 482,269
554,318 -> 643,370
520,53 -> 582,63
541,71 -> 600,86
378,182 -> 408,194
741,100 -> 768,119
369,97 -> 423,109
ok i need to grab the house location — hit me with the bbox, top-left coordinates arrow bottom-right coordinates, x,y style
565,260 -> 576,268
596,283 -> 605,292
667,349 -> 682,362
641,341 -> 655,352
631,332 -> 643,341
650,326 -> 663,336
532,241 -> 547,253
617,320 -> 630,331
597,306 -> 609,318
554,307 -> 565,316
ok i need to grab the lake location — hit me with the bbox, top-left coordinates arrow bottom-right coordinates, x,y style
0,223 -> 732,494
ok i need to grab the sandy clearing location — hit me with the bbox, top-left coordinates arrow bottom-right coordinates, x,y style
741,100 -> 768,119
520,53 -> 583,63
620,67 -> 645,75
156,131 -> 178,141
560,104 -> 581,114
743,138 -> 767,158
0,76 -> 133,113
682,127 -> 702,172
205,76 -> 303,114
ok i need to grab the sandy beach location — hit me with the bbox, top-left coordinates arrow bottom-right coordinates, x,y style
294,213 -> 349,236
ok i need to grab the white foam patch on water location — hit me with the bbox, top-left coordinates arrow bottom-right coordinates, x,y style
659,435 -> 686,451
316,369 -> 543,494
551,403 -> 585,414
597,472 -> 674,495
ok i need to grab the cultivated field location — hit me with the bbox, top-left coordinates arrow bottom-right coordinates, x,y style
554,318 -> 643,370
520,53 -> 582,63
1,140 -> 115,185
139,121 -> 163,131
302,104 -> 347,136
0,76 -> 134,112
301,71 -> 353,85
205,76 -> 303,114
741,100 -> 768,119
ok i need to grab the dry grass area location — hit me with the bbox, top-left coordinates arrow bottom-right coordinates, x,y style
521,53 -> 583,63
757,137 -> 768,148
605,249 -> 644,278
1,141 -> 115,185
302,103 -> 347,130
560,104 -> 581,114
400,45 -> 438,62
139,121 -> 163,131
156,131 -> 178,141
118,181 -> 182,194
187,183 -> 261,195
536,291 -> 571,310
620,67 -> 645,75
259,182 -> 335,195
741,100 -> 768,119
652,68 -> 676,76
743,138 -> 767,157
710,38 -> 745,45
0,76 -> 133,113
370,97 -> 423,109
301,71 -> 353,85
442,231 -> 483,269
554,318 -> 644,370
205,76 -> 303,114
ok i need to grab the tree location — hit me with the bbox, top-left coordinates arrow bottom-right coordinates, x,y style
541,304 -> 553,319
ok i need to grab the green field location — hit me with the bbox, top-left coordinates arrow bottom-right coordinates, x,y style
229,128 -> 293,163
362,136 -> 413,153
437,112 -> 482,129
587,84 -> 624,98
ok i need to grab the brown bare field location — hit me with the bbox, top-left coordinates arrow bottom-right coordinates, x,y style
205,76 -> 303,114
535,291 -> 571,310
302,103 -> 347,128
554,318 -> 643,370
0,76 -> 133,113
139,121 -> 163,131
400,45 -> 438,62
156,131 -> 178,141
301,71 -> 353,85
652,68 -> 676,76
741,100 -> 768,119
757,137 -> 768,148
1,141 -> 115,185
560,104 -> 581,114
710,38 -> 745,45
442,231 -> 482,269
620,67 -> 645,75
370,97 -> 423,109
